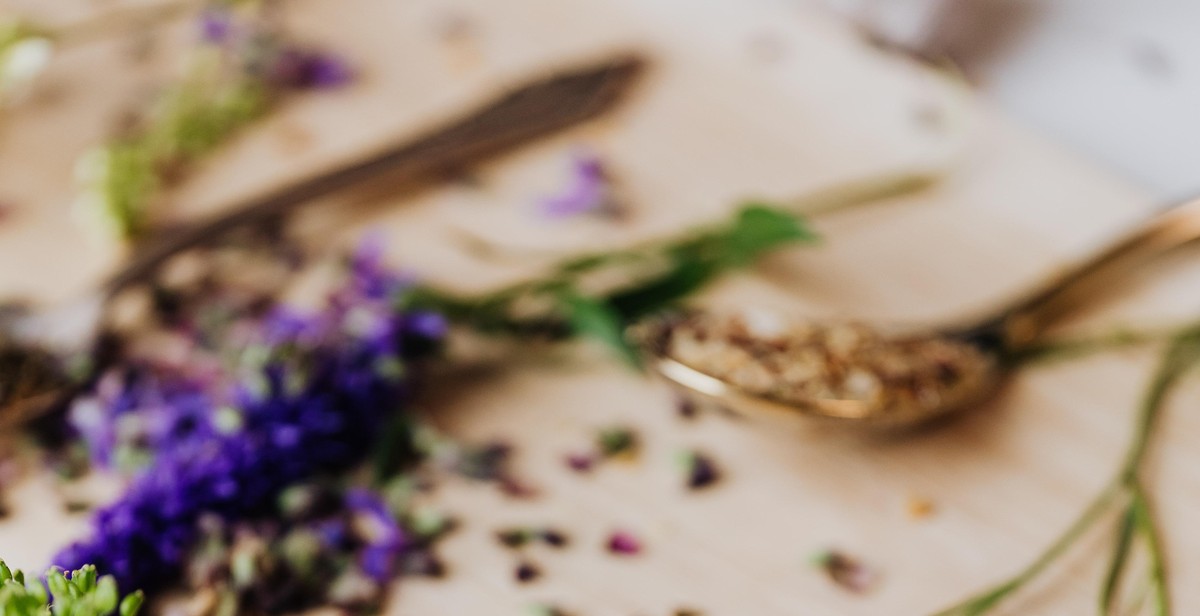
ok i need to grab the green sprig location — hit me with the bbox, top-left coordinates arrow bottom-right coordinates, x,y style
408,204 -> 816,364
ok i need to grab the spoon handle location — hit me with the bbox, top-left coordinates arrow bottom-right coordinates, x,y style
973,196 -> 1200,351
103,55 -> 645,294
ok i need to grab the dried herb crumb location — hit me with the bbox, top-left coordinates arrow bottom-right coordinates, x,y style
676,449 -> 721,491
675,395 -> 698,420
62,499 -> 92,514
597,426 -> 638,458
606,530 -> 642,556
810,549 -> 878,594
515,560 -> 541,583
540,528 -> 569,548
401,550 -> 447,578
496,528 -> 535,549
564,452 -> 596,473
905,494 -> 935,520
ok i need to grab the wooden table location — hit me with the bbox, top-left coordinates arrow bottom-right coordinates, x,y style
3,0 -> 1199,614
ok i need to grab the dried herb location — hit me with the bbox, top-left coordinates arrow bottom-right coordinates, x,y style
811,549 -> 878,594
606,530 -> 642,556
597,426 -> 638,458
676,449 -> 721,491
515,561 -> 541,583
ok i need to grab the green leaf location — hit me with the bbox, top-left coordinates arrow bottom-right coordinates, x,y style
716,203 -> 817,265
560,293 -> 640,367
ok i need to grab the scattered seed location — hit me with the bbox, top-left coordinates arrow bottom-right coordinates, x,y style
905,494 -> 936,520
810,549 -> 878,594
606,530 -> 642,556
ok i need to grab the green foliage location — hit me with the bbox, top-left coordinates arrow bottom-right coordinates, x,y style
409,203 -> 817,363
0,560 -> 143,616
75,54 -> 268,238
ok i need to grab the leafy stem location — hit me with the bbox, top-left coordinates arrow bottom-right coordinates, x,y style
408,204 -> 818,364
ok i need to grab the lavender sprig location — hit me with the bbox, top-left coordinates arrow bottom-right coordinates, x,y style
55,240 -> 443,593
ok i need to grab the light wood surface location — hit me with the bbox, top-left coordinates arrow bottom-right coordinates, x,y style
3,0 -> 1200,614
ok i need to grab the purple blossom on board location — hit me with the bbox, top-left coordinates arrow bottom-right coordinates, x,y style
269,47 -> 355,90
345,488 -> 407,583
606,530 -> 642,556
55,239 -> 442,593
539,152 -> 619,219
198,9 -> 234,43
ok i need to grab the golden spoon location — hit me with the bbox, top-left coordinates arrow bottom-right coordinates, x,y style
645,196 -> 1200,429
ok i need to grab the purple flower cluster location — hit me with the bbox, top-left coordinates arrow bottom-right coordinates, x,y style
199,4 -> 354,90
55,240 -> 443,593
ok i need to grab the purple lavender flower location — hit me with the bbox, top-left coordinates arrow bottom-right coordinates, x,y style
269,47 -> 354,90
198,9 -> 234,43
346,489 -> 406,583
539,152 -> 615,219
55,241 -> 441,593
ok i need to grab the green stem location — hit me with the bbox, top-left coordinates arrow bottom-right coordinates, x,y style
1130,482 -> 1171,616
930,484 -> 1125,616
1014,326 -> 1179,365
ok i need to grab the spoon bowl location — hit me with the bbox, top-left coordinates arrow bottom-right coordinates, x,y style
642,311 -> 1003,429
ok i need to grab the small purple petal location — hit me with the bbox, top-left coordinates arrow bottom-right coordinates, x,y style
539,152 -> 611,219
270,47 -> 354,90
199,10 -> 233,43
606,530 -> 642,555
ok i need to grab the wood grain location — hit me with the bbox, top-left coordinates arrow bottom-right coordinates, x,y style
2,0 -> 1198,614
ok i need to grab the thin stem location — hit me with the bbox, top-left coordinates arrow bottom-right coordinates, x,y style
1130,482 -> 1171,616
790,169 -> 940,217
447,167 -> 941,262
1119,329 -> 1200,482
1013,326 -> 1181,365
930,483 -> 1126,616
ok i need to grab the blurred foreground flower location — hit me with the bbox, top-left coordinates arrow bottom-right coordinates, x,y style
56,239 -> 442,593
74,2 -> 352,240
0,559 -> 144,616
0,19 -> 52,105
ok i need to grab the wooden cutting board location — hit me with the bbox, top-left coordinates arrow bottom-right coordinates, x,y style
3,0 -> 1200,614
